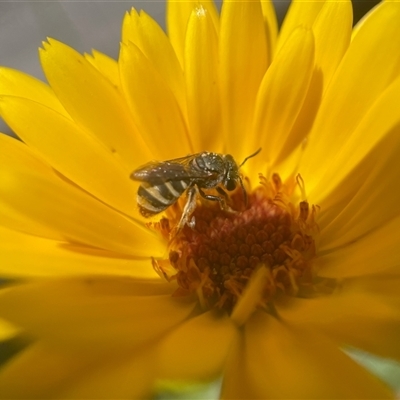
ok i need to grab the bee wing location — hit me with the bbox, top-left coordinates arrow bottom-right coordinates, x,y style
130,154 -> 214,182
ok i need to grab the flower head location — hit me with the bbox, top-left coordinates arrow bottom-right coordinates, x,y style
1,0 -> 400,398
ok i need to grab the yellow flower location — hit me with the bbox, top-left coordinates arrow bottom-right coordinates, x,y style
1,0 -> 400,398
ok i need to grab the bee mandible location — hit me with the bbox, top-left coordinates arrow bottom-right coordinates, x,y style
130,148 -> 261,232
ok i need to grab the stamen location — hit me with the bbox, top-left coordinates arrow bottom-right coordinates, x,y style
296,174 -> 307,201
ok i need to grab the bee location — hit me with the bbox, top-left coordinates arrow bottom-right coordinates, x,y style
130,148 -> 261,232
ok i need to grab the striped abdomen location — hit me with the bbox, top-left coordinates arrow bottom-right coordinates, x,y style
137,180 -> 189,217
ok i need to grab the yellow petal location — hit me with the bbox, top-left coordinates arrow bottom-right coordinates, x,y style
0,96 -> 138,218
59,345 -> 157,399
317,215 -> 400,279
166,0 -> 219,67
222,311 -> 393,399
313,75 -> 400,204
220,332 -> 259,399
231,266 -> 271,327
122,9 -> 186,117
157,310 -> 238,381
279,278 -> 400,361
0,226 -> 160,279
0,278 -> 194,352
0,136 -> 163,257
312,0 -> 352,90
277,0 -> 325,52
350,1 -> 380,40
219,0 -> 268,159
0,187 -> 65,242
274,70 -> 322,168
184,5 -> 220,151
318,124 -> 400,252
261,0 -> 278,62
0,135 -> 67,241
0,342 -> 93,398
119,41 -> 192,159
301,1 -> 400,191
40,38 -> 151,171
251,27 -> 314,174
85,50 -> 121,90
0,67 -> 67,117
346,274 -> 400,308
0,341 -> 157,399
0,318 -> 20,341
276,1 -> 351,167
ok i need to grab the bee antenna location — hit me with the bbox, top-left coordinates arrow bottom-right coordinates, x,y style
239,176 -> 248,206
239,148 -> 262,168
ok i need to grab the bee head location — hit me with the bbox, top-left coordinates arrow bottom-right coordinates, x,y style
223,155 -> 240,191
226,148 -> 262,205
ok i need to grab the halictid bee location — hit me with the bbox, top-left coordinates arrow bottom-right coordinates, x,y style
130,148 -> 261,231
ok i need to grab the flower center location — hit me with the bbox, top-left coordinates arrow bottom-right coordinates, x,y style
151,174 -> 319,314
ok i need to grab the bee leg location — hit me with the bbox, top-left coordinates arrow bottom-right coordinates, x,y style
199,188 -> 236,213
175,186 -> 198,234
216,187 -> 236,213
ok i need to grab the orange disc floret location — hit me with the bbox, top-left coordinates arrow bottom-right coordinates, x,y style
152,175 -> 319,312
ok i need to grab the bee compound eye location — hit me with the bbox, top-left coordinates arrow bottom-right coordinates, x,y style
226,180 -> 236,191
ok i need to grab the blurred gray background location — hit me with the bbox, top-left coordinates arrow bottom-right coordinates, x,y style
0,0 -> 379,82
0,0 -> 379,136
